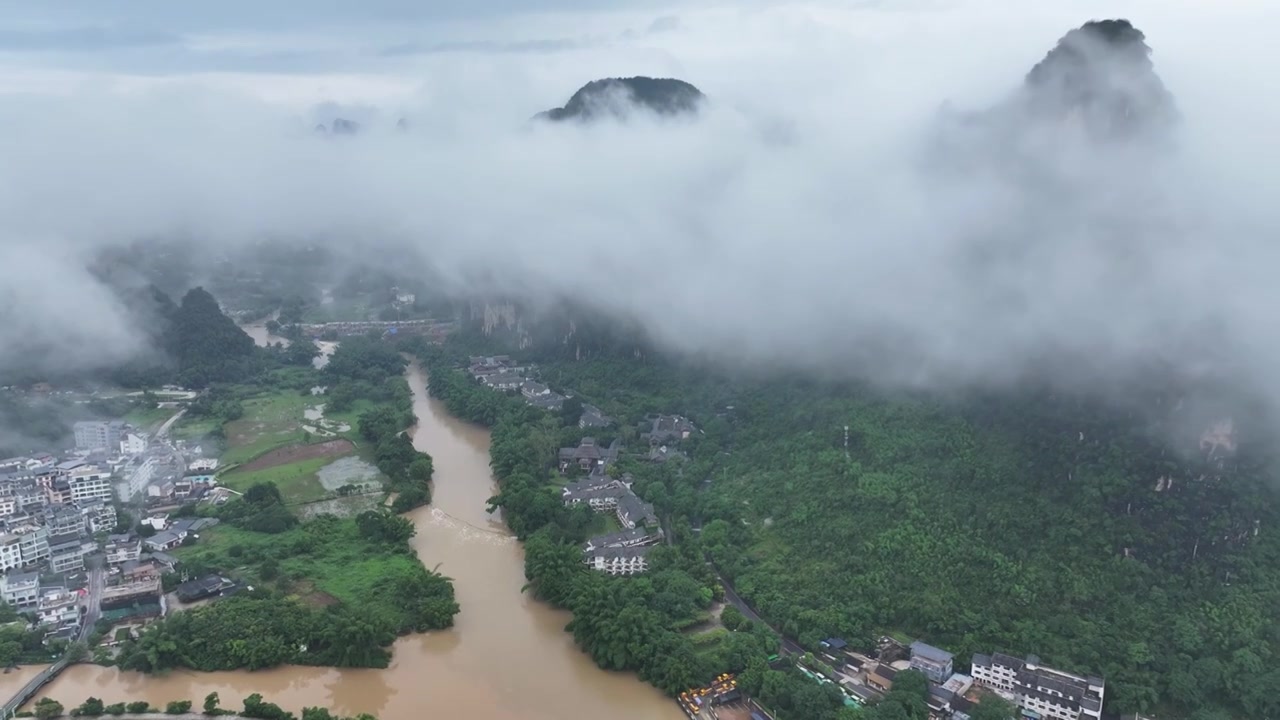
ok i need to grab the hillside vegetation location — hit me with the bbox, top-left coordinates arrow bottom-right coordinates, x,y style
431,327 -> 1280,719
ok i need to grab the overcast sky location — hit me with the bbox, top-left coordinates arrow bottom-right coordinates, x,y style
0,0 -> 1277,416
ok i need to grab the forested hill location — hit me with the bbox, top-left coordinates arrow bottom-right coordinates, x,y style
166,286 -> 261,387
1022,19 -> 1176,138
530,352 -> 1280,719
535,77 -> 705,122
463,299 -> 656,362
54,282 -> 260,389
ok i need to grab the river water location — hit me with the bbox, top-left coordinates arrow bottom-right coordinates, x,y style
32,352 -> 681,719
241,324 -> 336,370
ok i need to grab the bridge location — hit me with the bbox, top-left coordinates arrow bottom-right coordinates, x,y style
297,318 -> 457,338
1,567 -> 103,718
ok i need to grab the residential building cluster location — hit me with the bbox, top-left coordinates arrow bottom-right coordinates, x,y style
813,635 -> 1106,720
553,428 -> 700,576
970,652 -> 1104,720
0,407 -> 225,647
467,356 -> 569,411
465,355 -> 706,578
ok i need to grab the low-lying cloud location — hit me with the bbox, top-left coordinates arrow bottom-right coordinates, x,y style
0,0 -> 1277,410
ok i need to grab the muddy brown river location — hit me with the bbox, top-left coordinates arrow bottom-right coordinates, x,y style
30,361 -> 682,719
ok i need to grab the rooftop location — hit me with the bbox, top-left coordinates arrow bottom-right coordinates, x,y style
583,527 -> 651,550
910,640 -> 954,663
617,492 -> 658,525
585,545 -> 651,562
2,570 -> 38,586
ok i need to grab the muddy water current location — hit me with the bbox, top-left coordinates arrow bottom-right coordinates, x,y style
32,357 -> 681,720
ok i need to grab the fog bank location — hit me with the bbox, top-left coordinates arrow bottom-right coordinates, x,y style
0,1 -> 1276,410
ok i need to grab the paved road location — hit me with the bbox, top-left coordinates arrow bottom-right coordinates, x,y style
155,408 -> 186,439
1,566 -> 107,716
79,565 -> 105,642
713,562 -> 804,655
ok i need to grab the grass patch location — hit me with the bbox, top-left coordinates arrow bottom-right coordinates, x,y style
220,457 -> 334,504
172,416 -> 222,443
324,397 -> 402,444
690,628 -> 729,660
586,511 -> 623,536
222,391 -> 315,464
176,520 -> 436,632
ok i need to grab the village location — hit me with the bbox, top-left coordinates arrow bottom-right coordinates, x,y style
0,347 -> 1149,720
0,411 -> 245,662
462,355 -> 1148,720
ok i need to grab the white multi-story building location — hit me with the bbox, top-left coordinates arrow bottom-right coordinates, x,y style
0,497 -> 16,517
73,420 -> 124,451
15,485 -> 46,513
15,526 -> 49,567
35,588 -> 79,628
970,653 -> 1104,720
69,464 -> 114,503
46,505 -> 84,537
0,535 -> 23,573
105,534 -> 141,566
120,433 -> 148,456
122,456 -> 157,500
584,545 -> 651,575
48,537 -> 87,574
0,570 -> 39,607
80,501 -> 117,534
910,641 -> 955,684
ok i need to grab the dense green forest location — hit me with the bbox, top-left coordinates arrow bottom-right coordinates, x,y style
322,337 -> 434,510
408,338 -> 858,720
409,329 -> 1280,720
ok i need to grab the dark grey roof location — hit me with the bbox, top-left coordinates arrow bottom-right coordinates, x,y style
583,527 -> 651,550
176,575 -> 226,598
1021,684 -> 1081,713
991,652 -> 1025,670
564,486 -> 628,503
49,540 -> 82,554
3,570 -> 38,586
872,665 -> 898,681
579,404 -> 613,427
971,653 -> 992,668
562,475 -> 625,497
145,530 -> 182,547
617,492 -> 657,526
585,545 -> 651,561
910,641 -> 954,663
169,518 -> 216,535
929,687 -> 956,703
48,532 -> 80,548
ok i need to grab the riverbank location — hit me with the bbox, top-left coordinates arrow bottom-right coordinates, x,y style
28,360 -> 682,720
